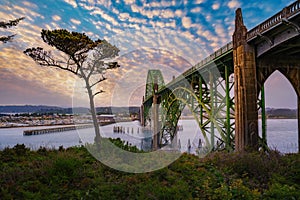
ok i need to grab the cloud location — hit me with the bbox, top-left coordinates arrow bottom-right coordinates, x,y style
137,8 -> 161,19
212,2 -> 220,10
182,17 -> 192,29
0,47 -> 76,106
52,15 -> 61,21
159,9 -> 175,18
70,18 -> 81,25
194,0 -> 206,4
227,0 -> 241,9
214,23 -> 226,38
175,10 -> 185,17
191,7 -> 202,13
9,5 -> 44,22
119,13 -> 130,21
63,0 -> 77,8
1,0 -> 293,108
144,1 -> 174,8
131,4 -> 141,13
82,0 -> 112,9
90,7 -> 119,26
104,48 -> 193,106
22,1 -> 38,9
0,72 -> 72,106
124,0 -> 135,5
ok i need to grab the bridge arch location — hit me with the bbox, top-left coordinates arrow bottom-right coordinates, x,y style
264,70 -> 298,106
159,87 -> 210,147
258,69 -> 299,152
143,65 -> 235,152
143,69 -> 165,126
159,84 -> 233,151
145,69 -> 165,100
258,68 -> 300,98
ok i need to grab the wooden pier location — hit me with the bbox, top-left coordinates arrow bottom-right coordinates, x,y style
23,124 -> 93,136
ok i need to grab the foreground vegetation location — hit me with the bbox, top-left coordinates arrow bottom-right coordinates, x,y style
0,143 -> 299,199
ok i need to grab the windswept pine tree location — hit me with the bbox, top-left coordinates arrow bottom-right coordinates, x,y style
24,29 -> 120,143
0,17 -> 24,43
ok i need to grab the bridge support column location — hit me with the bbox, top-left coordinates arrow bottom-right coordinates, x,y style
152,77 -> 160,150
233,8 -> 259,151
152,94 -> 159,150
298,97 -> 300,153
261,85 -> 267,151
140,96 -> 145,126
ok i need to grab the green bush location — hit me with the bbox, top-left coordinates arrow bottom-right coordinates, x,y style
0,144 -> 300,199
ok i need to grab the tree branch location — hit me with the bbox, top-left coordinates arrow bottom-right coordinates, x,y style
90,76 -> 106,88
0,35 -> 15,43
93,90 -> 104,97
0,17 -> 25,29
24,47 -> 79,76
86,62 -> 96,80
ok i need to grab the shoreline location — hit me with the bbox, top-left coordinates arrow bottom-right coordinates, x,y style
1,117 -> 298,129
0,120 -> 130,129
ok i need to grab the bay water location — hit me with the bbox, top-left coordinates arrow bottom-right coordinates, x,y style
0,119 -> 298,153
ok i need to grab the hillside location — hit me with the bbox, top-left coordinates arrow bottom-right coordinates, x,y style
265,108 -> 297,119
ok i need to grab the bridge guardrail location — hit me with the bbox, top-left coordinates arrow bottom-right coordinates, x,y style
152,41 -> 233,98
182,42 -> 233,77
247,0 -> 300,41
144,41 -> 234,102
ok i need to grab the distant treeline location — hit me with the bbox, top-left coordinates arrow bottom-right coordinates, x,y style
264,108 -> 297,119
0,105 -> 140,115
0,105 -> 297,118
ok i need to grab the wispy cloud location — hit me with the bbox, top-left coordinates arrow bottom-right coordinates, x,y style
227,0 -> 241,9
212,2 -> 220,10
182,17 -> 192,29
52,15 -> 61,21
63,0 -> 77,8
70,18 -> 81,25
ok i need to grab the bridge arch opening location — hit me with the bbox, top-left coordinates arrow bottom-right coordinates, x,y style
259,70 -> 298,153
178,106 -> 203,154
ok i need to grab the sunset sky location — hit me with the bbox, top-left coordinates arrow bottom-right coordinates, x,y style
0,0 -> 297,108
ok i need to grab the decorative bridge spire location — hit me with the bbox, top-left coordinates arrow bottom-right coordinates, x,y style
233,8 -> 247,49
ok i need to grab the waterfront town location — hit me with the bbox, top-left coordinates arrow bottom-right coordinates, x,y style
0,107 -> 296,128
0,113 -> 74,128
0,112 -> 140,128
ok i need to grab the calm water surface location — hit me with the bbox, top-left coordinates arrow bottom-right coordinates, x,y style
0,119 -> 298,153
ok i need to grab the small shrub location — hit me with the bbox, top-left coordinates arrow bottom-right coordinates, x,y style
13,144 -> 30,156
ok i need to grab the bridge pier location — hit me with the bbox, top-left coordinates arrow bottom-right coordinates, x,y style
152,94 -> 159,150
298,97 -> 300,153
152,78 -> 160,151
140,96 -> 145,126
233,8 -> 259,151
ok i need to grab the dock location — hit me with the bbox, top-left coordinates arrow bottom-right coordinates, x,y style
23,124 -> 93,136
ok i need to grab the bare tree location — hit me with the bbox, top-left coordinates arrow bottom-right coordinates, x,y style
24,29 -> 120,143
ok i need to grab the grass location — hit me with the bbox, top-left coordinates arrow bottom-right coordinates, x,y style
0,143 -> 299,199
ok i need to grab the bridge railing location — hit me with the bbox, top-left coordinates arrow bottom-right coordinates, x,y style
247,0 -> 300,41
160,42 -> 233,93
182,42 -> 233,77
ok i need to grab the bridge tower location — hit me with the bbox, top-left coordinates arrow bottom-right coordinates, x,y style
233,9 -> 259,151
